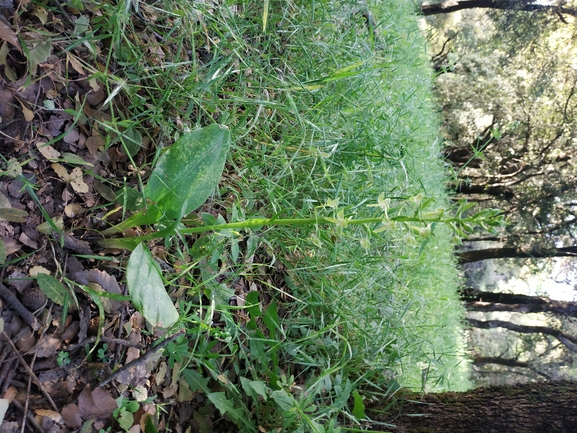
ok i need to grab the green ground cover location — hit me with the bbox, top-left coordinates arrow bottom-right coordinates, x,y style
101,0 -> 473,429
1,0 -> 483,431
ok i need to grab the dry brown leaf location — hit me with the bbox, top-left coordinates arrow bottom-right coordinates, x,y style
74,269 -> 122,295
178,377 -> 194,402
29,265 -> 50,277
0,192 -> 9,208
67,52 -> 84,75
88,78 -> 100,92
52,163 -> 89,193
31,6 -> 48,23
18,232 -> 37,249
31,335 -> 61,358
86,135 -> 105,155
132,385 -> 148,402
52,162 -> 70,179
0,21 -> 21,52
36,140 -> 61,160
63,127 -> 80,144
35,409 -> 62,422
61,404 -> 83,429
216,374 -> 230,385
78,386 -> 116,420
2,237 -> 21,255
18,100 -> 34,121
15,328 -> 35,352
2,386 -> 17,402
45,87 -> 59,99
74,269 -> 126,312
91,387 -> 118,415
64,203 -> 82,217
70,168 -> 89,193
0,89 -> 15,122
61,320 -> 80,342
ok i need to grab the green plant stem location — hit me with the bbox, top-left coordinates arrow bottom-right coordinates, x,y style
95,214 -> 471,250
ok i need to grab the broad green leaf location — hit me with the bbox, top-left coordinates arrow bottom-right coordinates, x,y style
207,392 -> 245,425
0,208 -> 27,222
93,180 -> 116,202
245,291 -> 261,319
27,40 -> 51,75
73,15 -> 89,36
116,186 -> 143,211
200,212 -> 218,226
270,389 -> 295,411
117,410 -> 134,432
333,379 -> 353,410
144,124 -> 230,220
126,243 -> 178,328
120,128 -> 143,158
60,152 -> 93,166
144,415 -> 159,433
37,274 -> 67,305
183,368 -> 210,394
0,43 -> 17,81
262,301 -> 279,339
240,377 -> 269,401
351,390 -> 366,419
246,234 -> 259,258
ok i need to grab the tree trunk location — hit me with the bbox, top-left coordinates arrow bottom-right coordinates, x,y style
421,0 -> 577,17
457,246 -> 577,264
460,289 -> 577,316
368,380 -> 577,432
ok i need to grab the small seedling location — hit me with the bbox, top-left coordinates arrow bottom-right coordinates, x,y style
97,344 -> 110,363
113,397 -> 140,432
56,351 -> 70,366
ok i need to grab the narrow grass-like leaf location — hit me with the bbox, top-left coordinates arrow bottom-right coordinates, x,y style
37,274 -> 67,305
126,243 -> 178,328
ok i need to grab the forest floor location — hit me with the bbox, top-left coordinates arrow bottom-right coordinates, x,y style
0,1 -> 468,432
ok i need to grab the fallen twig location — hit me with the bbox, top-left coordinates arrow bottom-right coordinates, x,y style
10,398 -> 45,433
1,332 -> 59,413
63,336 -> 147,352
0,283 -> 39,330
98,329 -> 185,388
21,352 -> 38,433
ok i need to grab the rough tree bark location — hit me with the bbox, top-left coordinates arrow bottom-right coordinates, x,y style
368,380 -> 577,433
421,0 -> 577,17
457,246 -> 577,264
